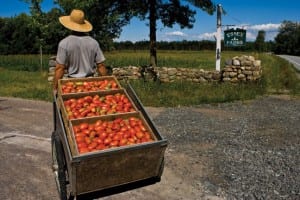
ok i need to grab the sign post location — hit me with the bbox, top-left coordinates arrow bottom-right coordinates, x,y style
216,4 -> 222,71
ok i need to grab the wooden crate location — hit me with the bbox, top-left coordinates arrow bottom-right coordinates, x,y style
58,76 -> 122,96
69,112 -> 158,156
59,89 -> 138,123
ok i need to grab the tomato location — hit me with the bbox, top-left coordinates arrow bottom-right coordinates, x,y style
123,132 -> 130,139
129,128 -> 136,136
111,123 -> 120,130
83,96 -> 93,103
77,142 -> 87,149
110,140 -> 119,147
85,137 -> 92,145
75,135 -> 85,143
95,120 -> 102,127
79,147 -> 89,154
103,137 -> 112,145
128,137 -> 136,144
96,144 -> 106,150
73,125 -> 81,133
111,81 -> 117,89
82,129 -> 90,136
112,134 -> 121,141
135,131 -> 144,139
99,132 -> 108,140
129,120 -> 137,127
95,125 -> 104,133
120,127 -> 128,132
144,132 -> 152,140
88,124 -> 95,131
141,137 -> 150,143
95,138 -> 103,144
75,132 -> 85,138
119,138 -> 128,146
88,142 -> 98,151
89,131 -> 96,139
79,123 -> 89,130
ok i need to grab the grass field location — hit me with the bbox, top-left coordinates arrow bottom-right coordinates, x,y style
0,50 -> 299,106
0,50 -> 258,70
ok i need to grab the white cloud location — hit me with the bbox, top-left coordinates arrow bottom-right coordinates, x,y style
197,32 -> 216,40
245,31 -> 257,41
165,31 -> 187,37
246,23 -> 281,31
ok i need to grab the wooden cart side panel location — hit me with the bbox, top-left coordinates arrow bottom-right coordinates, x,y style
74,145 -> 166,195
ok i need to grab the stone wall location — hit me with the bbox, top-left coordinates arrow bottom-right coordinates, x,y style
48,55 -> 262,83
222,55 -> 262,82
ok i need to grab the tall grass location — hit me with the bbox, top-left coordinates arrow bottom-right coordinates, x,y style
105,50 -> 260,69
127,80 -> 266,107
258,54 -> 300,95
0,54 -> 51,71
0,50 -> 257,71
0,68 -> 52,101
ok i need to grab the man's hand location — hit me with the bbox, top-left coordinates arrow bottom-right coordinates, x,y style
97,62 -> 107,76
53,63 -> 65,90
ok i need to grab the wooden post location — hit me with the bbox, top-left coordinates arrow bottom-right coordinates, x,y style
216,4 -> 222,71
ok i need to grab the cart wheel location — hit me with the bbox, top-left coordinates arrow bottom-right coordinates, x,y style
51,132 -> 72,200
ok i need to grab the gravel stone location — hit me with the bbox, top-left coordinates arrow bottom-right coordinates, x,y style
151,95 -> 300,200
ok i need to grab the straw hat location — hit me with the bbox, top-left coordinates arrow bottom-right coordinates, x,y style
59,9 -> 93,32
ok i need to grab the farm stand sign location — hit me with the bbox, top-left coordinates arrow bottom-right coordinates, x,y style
224,28 -> 246,47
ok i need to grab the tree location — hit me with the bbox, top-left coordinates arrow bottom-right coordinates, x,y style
274,21 -> 300,55
135,0 -> 215,67
254,30 -> 266,52
0,14 -> 39,54
54,0 -> 141,50
184,0 -> 215,15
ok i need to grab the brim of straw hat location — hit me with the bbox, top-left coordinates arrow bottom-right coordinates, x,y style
59,16 -> 93,32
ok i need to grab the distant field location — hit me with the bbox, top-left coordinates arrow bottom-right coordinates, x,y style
0,50 -> 259,71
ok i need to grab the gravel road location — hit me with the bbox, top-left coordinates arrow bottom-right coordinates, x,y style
0,95 -> 299,200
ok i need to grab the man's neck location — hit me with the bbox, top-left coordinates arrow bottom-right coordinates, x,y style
71,31 -> 88,36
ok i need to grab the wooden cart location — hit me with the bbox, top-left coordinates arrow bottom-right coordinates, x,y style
51,81 -> 168,200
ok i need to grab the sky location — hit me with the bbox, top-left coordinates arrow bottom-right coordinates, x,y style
1,0 -> 300,42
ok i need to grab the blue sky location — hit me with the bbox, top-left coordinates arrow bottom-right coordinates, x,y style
1,0 -> 300,42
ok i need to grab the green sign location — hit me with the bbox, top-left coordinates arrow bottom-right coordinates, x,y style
224,28 -> 246,47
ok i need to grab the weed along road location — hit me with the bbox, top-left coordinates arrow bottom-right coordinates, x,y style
278,55 -> 300,71
1,96 -> 299,200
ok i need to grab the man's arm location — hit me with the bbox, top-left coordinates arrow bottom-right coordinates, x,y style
53,63 -> 65,90
97,62 -> 107,76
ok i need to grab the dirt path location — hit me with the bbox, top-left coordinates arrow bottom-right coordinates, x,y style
0,95 -> 299,200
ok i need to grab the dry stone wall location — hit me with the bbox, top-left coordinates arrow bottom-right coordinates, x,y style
222,55 -> 262,82
48,55 -> 262,83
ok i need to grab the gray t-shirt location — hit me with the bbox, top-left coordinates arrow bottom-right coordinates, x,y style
56,35 -> 105,77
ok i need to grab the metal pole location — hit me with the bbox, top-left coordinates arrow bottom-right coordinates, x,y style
216,4 -> 222,71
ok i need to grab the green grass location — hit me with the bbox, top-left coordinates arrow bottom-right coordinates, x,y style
257,54 -> 300,95
0,68 -> 52,101
0,51 -> 299,106
127,80 -> 267,107
0,54 -> 51,71
105,50 -> 256,69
